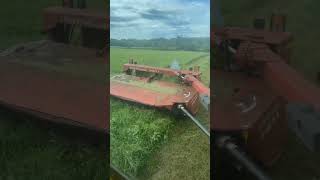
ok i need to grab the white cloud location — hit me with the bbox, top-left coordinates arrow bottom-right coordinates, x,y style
110,0 -> 210,39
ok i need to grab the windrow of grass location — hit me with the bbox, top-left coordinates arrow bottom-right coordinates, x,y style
110,47 -> 210,177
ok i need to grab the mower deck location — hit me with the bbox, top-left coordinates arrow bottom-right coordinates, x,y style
110,74 -> 200,114
0,41 -> 108,132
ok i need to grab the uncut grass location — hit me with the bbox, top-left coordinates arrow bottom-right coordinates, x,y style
111,99 -> 174,175
110,47 -> 210,178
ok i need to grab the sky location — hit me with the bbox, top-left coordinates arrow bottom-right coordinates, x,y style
110,0 -> 210,39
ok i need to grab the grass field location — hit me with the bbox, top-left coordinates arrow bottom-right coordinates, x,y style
110,47 -> 210,179
0,1 -> 108,179
219,1 -> 320,179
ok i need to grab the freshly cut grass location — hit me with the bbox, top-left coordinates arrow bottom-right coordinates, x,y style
110,99 -> 174,175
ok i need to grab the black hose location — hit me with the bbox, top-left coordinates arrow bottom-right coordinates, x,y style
178,105 -> 210,137
110,164 -> 133,180
219,137 -> 272,180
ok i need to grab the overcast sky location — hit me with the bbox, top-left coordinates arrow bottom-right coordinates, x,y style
110,0 -> 210,39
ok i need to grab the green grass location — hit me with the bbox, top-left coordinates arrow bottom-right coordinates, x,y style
111,100 -> 174,175
110,47 -> 210,179
0,1 -> 108,179
0,110 -> 108,180
110,47 -> 209,74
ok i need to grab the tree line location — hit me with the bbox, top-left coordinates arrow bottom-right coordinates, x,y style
110,37 -> 210,52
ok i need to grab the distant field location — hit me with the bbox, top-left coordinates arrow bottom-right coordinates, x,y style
110,47 -> 210,179
110,47 -> 209,74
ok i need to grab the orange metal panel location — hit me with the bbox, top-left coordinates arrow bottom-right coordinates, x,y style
0,62 -> 108,132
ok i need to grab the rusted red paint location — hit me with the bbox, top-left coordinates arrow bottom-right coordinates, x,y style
123,63 -> 202,79
213,27 -> 293,45
212,70 -> 287,165
264,61 -> 320,111
110,74 -> 200,115
0,62 -> 108,132
212,70 -> 279,131
110,62 -> 212,115
214,26 -> 320,112
213,25 -> 320,166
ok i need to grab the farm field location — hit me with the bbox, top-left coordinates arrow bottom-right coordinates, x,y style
110,47 -> 210,179
0,1 -> 108,179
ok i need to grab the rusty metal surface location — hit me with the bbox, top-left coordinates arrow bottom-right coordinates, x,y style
212,70 -> 278,131
264,61 -> 320,111
0,41 -> 108,132
214,27 -> 293,45
212,70 -> 287,165
215,24 -> 320,112
0,62 -> 108,132
123,63 -> 202,79
110,74 -> 200,114
43,6 -> 107,31
235,42 -> 283,64
246,97 -> 288,166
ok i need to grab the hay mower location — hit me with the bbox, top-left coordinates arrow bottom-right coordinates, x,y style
212,0 -> 320,179
110,60 -> 211,136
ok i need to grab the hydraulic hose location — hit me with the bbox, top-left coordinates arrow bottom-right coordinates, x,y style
178,105 -> 210,137
217,137 -> 272,180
